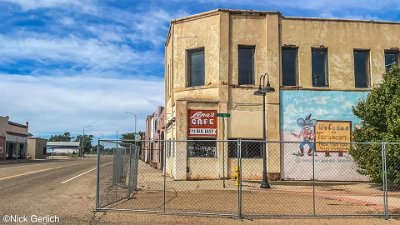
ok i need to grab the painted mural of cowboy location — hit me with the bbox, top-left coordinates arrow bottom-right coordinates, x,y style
291,114 -> 317,156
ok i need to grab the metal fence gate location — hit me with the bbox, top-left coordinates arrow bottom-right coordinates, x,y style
96,139 -> 400,220
96,140 -> 139,209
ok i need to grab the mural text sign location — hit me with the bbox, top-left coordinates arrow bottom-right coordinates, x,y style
315,121 -> 351,152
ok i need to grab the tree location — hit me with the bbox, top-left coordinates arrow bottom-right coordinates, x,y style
120,131 -> 144,140
350,66 -> 400,185
49,132 -> 72,142
75,134 -> 93,153
121,132 -> 136,140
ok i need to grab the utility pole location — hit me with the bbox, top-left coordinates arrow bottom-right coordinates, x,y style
82,125 -> 92,157
126,112 -> 137,135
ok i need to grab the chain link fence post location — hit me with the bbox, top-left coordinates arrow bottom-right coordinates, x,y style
133,141 -> 139,193
237,139 -> 242,219
128,143 -> 133,197
312,141 -> 316,216
96,139 -> 100,210
382,142 -> 388,220
163,140 -> 168,212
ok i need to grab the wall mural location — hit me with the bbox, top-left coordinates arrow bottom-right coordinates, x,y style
291,114 -> 317,156
280,90 -> 369,181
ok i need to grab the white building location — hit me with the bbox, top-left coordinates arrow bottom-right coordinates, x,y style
47,142 -> 80,155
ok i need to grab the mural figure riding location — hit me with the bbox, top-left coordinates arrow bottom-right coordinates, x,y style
291,114 -> 317,156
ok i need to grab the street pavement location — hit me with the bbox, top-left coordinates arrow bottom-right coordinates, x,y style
0,157 -> 98,224
1,157 -> 400,225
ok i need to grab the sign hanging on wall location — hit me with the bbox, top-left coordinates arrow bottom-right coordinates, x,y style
315,120 -> 352,152
188,110 -> 217,137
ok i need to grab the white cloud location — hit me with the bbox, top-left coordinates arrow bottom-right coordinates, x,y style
96,8 -> 189,47
0,74 -> 164,137
0,35 -> 162,73
59,17 -> 74,26
4,0 -> 97,12
314,96 -> 329,105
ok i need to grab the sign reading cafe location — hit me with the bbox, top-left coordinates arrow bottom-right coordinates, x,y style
188,110 -> 217,137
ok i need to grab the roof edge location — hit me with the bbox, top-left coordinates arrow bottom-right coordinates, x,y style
283,15 -> 400,25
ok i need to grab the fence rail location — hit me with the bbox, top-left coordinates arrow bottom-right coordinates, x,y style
96,139 -> 400,220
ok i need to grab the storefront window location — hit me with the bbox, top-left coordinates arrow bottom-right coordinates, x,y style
188,140 -> 216,158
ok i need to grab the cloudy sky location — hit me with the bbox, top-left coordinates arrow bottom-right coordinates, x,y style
1,0 -> 400,139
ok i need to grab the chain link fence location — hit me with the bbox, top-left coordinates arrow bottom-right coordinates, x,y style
96,140 -> 139,209
96,139 -> 400,219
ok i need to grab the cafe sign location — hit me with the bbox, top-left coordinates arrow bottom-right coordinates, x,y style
315,120 -> 352,152
188,110 -> 217,137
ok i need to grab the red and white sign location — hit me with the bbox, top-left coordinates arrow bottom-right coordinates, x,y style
188,110 -> 217,137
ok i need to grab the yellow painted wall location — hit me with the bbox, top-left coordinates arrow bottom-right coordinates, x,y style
164,9 -> 400,180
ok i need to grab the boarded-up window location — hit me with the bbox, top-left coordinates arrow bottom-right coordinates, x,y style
187,140 -> 216,158
354,50 -> 370,88
282,47 -> 298,86
187,48 -> 205,87
312,48 -> 329,87
238,46 -> 255,85
228,140 -> 262,158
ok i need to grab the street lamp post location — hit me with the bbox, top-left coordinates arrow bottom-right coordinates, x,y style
126,112 -> 137,134
253,72 -> 275,189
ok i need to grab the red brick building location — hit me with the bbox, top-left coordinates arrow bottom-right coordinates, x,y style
142,106 -> 165,170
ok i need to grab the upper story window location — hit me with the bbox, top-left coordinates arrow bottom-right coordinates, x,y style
385,50 -> 399,72
354,50 -> 370,88
238,45 -> 255,85
282,47 -> 298,86
312,48 -> 329,87
187,48 -> 205,87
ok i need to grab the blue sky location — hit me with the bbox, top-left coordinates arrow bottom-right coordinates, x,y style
0,0 -> 399,140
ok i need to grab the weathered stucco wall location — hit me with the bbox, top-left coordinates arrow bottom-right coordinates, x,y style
164,9 -> 400,180
7,123 -> 28,135
27,138 -> 47,159
282,18 -> 400,89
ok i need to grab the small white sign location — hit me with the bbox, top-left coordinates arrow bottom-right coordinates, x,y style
134,134 -> 141,140
189,128 -> 217,135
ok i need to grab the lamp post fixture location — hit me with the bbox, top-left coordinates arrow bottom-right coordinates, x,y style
126,112 -> 137,134
253,72 -> 275,189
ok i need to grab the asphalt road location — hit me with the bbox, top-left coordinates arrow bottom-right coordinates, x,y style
0,157 -> 99,224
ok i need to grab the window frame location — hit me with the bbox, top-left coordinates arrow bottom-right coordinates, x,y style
186,47 -> 205,87
281,46 -> 299,86
384,49 -> 399,73
238,45 -> 256,85
311,47 -> 329,87
353,49 -> 371,88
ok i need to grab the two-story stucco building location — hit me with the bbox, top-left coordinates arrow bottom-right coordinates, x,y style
163,9 -> 400,181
